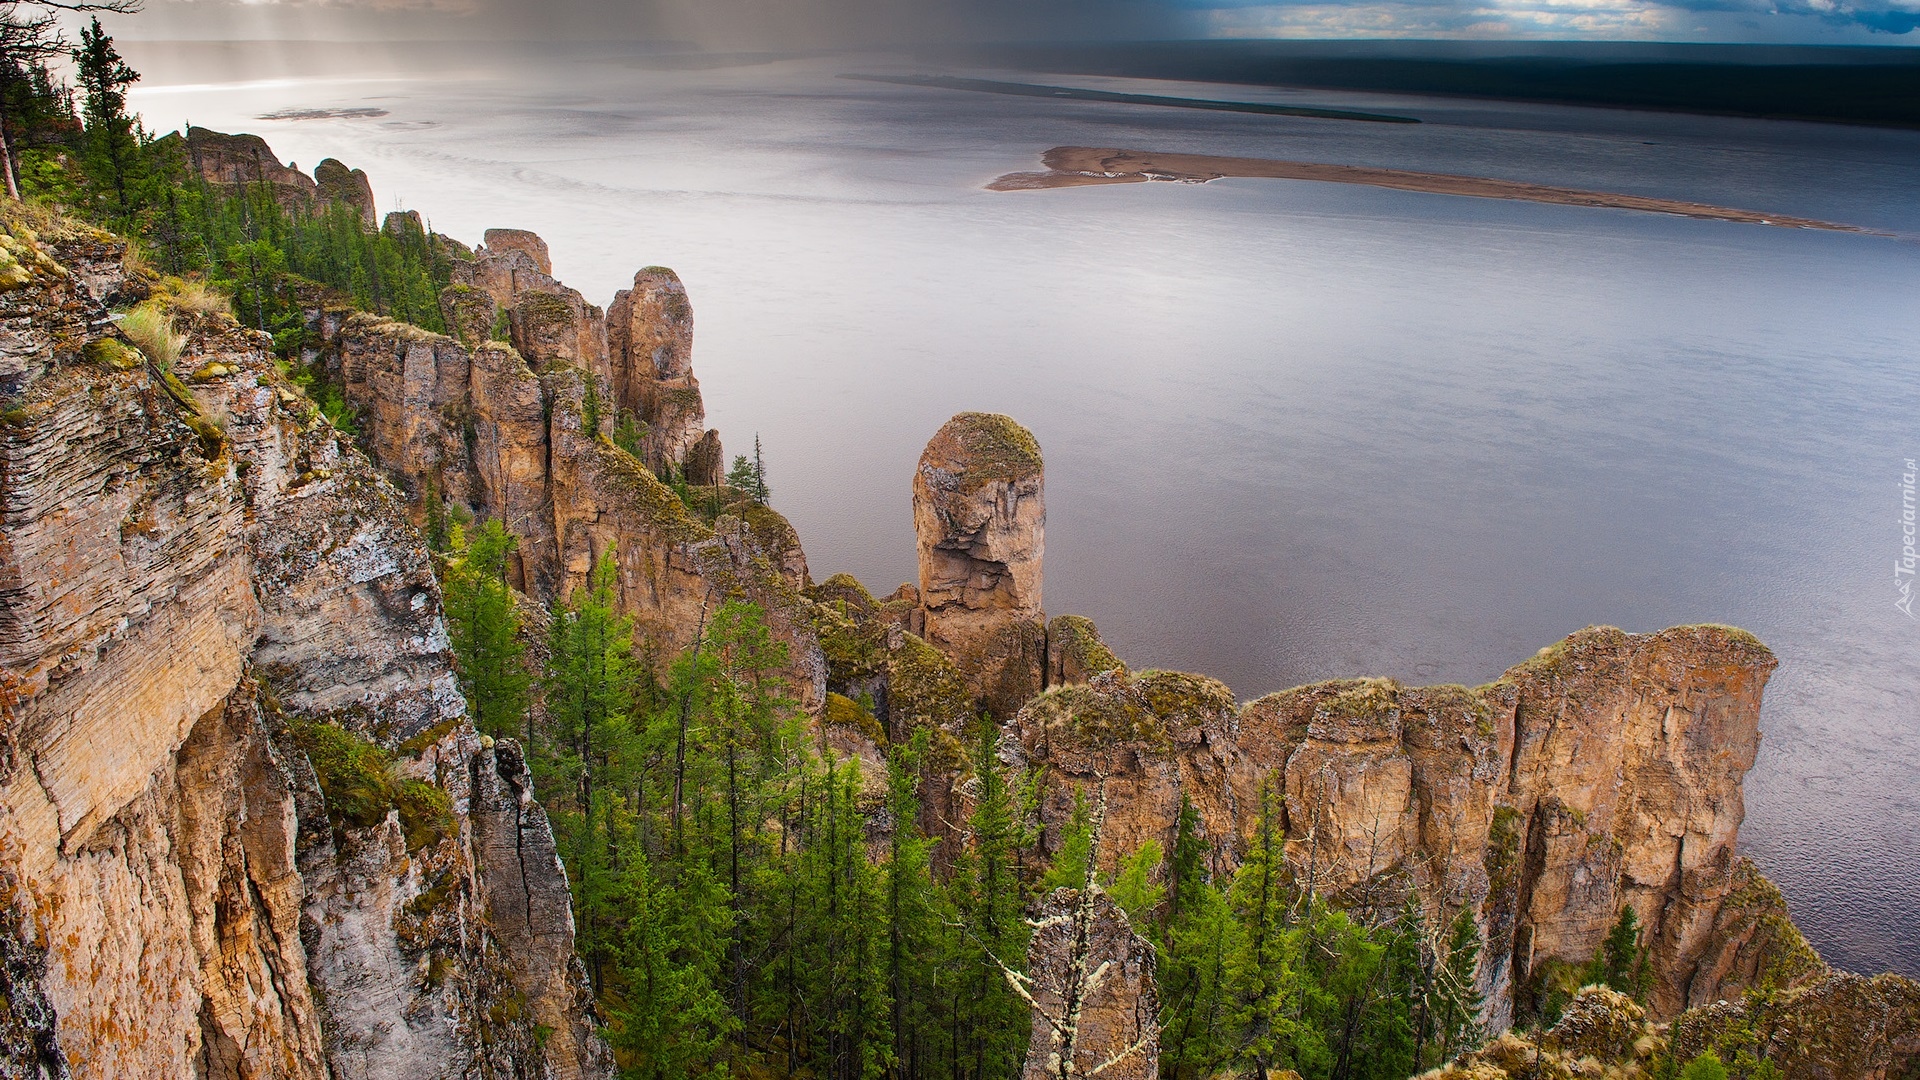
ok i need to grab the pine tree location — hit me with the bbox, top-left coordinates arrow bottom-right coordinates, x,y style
1107,839 -> 1165,929
1587,905 -> 1652,1001
950,722 -> 1032,1080
544,548 -> 638,991
1224,777 -> 1321,1080
1040,787 -> 1094,893
1431,907 -> 1485,1063
71,18 -> 145,226
442,519 -> 531,740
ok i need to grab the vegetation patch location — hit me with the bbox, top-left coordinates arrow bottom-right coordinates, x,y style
292,719 -> 450,850
887,632 -> 973,732
823,691 -> 887,746
933,411 -> 1041,486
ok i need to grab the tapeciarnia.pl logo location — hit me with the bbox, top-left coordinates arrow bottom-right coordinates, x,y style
1900,458 -> 1917,618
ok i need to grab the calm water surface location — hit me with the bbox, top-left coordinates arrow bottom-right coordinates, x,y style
127,43 -> 1920,976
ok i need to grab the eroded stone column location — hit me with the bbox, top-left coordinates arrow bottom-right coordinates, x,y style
913,412 -> 1045,718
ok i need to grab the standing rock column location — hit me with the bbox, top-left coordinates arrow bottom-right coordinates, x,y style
607,267 -> 709,473
913,412 -> 1045,718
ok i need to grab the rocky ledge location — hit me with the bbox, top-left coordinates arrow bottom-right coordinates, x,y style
0,207 -> 605,1077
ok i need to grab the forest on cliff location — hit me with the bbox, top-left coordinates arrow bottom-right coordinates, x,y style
0,12 -> 1905,1080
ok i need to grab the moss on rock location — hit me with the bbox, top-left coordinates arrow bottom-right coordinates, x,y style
888,632 -> 973,733
824,691 -> 887,747
925,411 -> 1042,488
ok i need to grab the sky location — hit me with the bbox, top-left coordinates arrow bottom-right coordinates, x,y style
107,0 -> 1920,54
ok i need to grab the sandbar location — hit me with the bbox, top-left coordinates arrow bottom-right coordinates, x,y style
990,146 -> 1870,233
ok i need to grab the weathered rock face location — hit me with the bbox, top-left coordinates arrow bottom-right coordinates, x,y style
169,129 -> 381,224
484,229 -> 553,277
314,158 -> 377,228
1670,969 -> 1920,1080
1011,624 -> 1779,1028
310,253 -> 825,712
1020,887 -> 1160,1080
0,215 -> 606,1078
606,267 -> 705,472
175,126 -> 318,204
1045,615 -> 1124,687
1012,668 -> 1240,880
913,412 -> 1046,718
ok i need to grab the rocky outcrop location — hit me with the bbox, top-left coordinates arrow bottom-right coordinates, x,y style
168,128 -> 381,222
483,229 -> 552,277
1429,986 -> 1662,1080
308,246 -> 825,711
606,267 -> 711,474
314,158 -> 377,228
914,412 -> 1047,718
1045,615 -> 1123,687
174,126 -> 318,204
1426,973 -> 1920,1080
1007,624 -> 1779,1028
1020,887 -> 1160,1080
1670,970 -> 1920,1080
0,212 -> 605,1078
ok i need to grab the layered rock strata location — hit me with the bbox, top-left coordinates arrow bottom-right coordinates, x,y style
0,214 -> 605,1078
300,235 -> 821,710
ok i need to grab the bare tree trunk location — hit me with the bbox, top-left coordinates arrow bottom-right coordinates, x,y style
0,106 -> 21,200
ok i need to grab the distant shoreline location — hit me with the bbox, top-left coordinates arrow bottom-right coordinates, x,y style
839,74 -> 1420,124
990,146 -> 1873,234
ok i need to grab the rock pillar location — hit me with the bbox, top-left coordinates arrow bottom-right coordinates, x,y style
913,412 -> 1045,718
607,267 -> 706,473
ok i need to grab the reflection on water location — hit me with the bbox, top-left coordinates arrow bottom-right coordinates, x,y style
126,44 -> 1920,977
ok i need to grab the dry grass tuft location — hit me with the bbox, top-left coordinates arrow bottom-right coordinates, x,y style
119,302 -> 186,369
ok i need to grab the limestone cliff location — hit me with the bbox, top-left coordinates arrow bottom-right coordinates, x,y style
1007,625 -> 1778,1028
299,234 -> 823,711
0,211 -> 606,1077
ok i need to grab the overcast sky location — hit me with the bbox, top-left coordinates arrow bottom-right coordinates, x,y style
111,0 -> 1920,47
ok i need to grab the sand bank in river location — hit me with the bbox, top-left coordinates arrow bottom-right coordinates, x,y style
990,146 -> 1870,233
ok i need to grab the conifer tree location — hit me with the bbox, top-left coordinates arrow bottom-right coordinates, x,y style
951,722 -> 1031,1080
1223,777 -> 1319,1080
72,17 -> 144,225
442,519 -> 531,741
1431,907 -> 1485,1063
1587,905 -> 1652,1001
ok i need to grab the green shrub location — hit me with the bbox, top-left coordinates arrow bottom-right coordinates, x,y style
294,720 -> 450,850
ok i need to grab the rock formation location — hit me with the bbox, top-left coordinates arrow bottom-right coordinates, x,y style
1008,624 -> 1780,1027
169,128 -> 380,222
1020,887 -> 1160,1080
606,267 -> 710,473
302,235 -> 823,711
0,211 -> 606,1077
314,158 -> 377,228
1426,973 -> 1920,1080
913,412 -> 1047,718
1046,614 -> 1125,687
